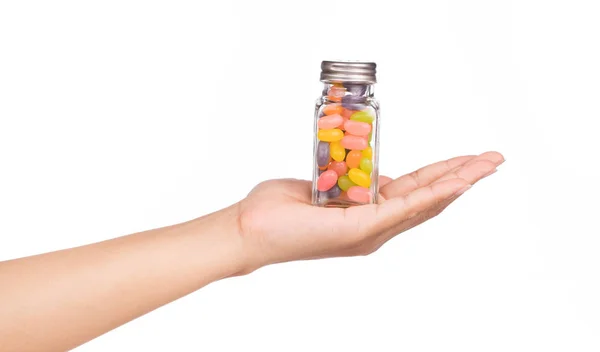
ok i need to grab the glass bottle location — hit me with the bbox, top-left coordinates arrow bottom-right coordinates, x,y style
312,61 -> 380,207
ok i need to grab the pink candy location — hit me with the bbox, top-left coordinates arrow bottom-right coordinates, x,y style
328,161 -> 348,177
347,186 -> 372,203
341,135 -> 368,150
318,114 -> 343,129
317,170 -> 338,191
344,120 -> 371,136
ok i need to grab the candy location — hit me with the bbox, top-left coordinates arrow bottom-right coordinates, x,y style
328,161 -> 348,177
341,135 -> 368,150
347,186 -> 372,203
346,150 -> 362,169
345,84 -> 367,96
318,114 -> 343,129
348,168 -> 371,188
326,184 -> 342,198
341,108 -> 356,119
327,86 -> 346,102
323,104 -> 343,116
317,170 -> 338,191
318,129 -> 344,142
362,146 -> 373,160
360,158 -> 373,174
343,120 -> 371,136
337,175 -> 356,192
368,131 -> 372,142
350,111 -> 374,123
330,141 -> 346,162
342,95 -> 366,110
316,142 -> 330,167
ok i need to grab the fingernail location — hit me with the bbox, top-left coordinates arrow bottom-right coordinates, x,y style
455,185 -> 472,196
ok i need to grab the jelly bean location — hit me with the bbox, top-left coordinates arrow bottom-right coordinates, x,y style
340,117 -> 349,131
327,86 -> 346,102
347,186 -> 372,203
348,168 -> 371,188
368,131 -> 372,142
360,157 -> 373,174
328,161 -> 348,177
362,146 -> 373,160
337,175 -> 357,192
346,150 -> 362,169
345,84 -> 367,96
318,114 -> 343,129
326,184 -> 342,198
330,141 -> 346,162
319,161 -> 330,171
341,135 -> 368,150
343,120 -> 372,136
342,95 -> 366,110
350,111 -> 375,123
332,82 -> 344,88
316,142 -> 330,167
318,129 -> 344,142
323,104 -> 343,116
341,108 -> 356,119
317,170 -> 338,191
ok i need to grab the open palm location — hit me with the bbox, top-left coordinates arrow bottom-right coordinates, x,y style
238,152 -> 504,269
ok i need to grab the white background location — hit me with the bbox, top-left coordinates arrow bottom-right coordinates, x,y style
1,0 -> 599,351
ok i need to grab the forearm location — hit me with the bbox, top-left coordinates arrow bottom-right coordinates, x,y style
0,204 -> 246,352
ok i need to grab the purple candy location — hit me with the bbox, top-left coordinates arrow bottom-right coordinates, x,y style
326,184 -> 342,198
317,141 -> 330,167
342,95 -> 366,110
345,84 -> 367,96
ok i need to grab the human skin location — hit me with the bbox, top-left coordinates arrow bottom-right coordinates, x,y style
0,151 -> 504,351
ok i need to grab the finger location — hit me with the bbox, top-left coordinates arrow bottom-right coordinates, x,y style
380,151 -> 504,200
440,151 -> 504,177
379,155 -> 475,200
433,160 -> 497,185
376,178 -> 470,231
379,175 -> 393,188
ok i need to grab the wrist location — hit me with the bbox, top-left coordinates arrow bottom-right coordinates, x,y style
188,203 -> 260,279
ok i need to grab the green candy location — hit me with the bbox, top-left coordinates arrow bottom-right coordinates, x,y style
337,175 -> 356,192
350,111 -> 375,123
360,158 -> 373,174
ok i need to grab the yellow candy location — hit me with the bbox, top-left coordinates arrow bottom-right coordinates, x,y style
362,146 -> 372,160
330,141 -> 346,162
348,168 -> 371,188
318,129 -> 344,142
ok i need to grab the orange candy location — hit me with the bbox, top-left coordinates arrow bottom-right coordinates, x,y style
346,150 -> 362,169
327,86 -> 346,102
323,104 -> 343,116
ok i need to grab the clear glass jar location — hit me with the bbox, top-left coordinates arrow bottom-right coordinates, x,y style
312,61 -> 380,207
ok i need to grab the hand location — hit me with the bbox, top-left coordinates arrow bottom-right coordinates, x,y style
237,152 -> 504,271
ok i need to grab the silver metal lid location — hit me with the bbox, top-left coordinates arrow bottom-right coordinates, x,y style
320,61 -> 377,84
